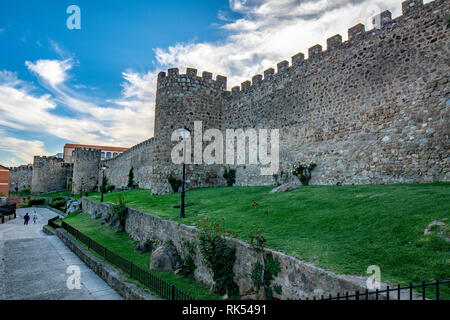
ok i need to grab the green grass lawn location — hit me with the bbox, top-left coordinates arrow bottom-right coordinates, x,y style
35,190 -> 82,199
91,182 -> 450,298
63,212 -> 221,300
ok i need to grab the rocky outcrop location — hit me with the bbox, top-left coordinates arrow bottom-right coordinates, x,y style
270,183 -> 299,193
150,242 -> 181,272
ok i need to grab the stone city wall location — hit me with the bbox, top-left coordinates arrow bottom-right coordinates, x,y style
146,0 -> 449,194
9,165 -> 33,192
100,138 -> 154,190
223,0 -> 449,186
31,157 -> 73,194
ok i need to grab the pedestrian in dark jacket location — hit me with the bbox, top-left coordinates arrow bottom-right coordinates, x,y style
24,213 -> 30,225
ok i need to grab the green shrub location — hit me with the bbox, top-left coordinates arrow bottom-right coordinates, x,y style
292,162 -> 317,186
168,174 -> 182,193
105,184 -> 115,193
19,188 -> 31,196
50,199 -> 66,210
127,167 -> 134,188
110,194 -> 128,231
179,240 -> 196,277
197,217 -> 238,296
28,199 -> 45,206
223,167 -> 236,186
100,175 -> 108,193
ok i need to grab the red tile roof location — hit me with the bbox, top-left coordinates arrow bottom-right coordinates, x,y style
0,165 -> 10,171
64,144 -> 129,152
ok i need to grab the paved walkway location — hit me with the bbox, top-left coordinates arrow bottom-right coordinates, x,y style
0,207 -> 122,300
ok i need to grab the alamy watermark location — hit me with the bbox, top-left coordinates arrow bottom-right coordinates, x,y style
171,121 -> 279,175
66,265 -> 81,290
66,5 -> 81,30
366,265 -> 381,290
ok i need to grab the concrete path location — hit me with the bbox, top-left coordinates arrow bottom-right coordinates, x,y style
0,207 -> 122,300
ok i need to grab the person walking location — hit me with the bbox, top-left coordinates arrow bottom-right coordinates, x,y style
33,210 -> 38,224
24,213 -> 30,225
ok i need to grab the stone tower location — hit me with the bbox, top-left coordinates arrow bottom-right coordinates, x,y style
31,157 -> 73,194
151,67 -> 228,194
72,148 -> 101,195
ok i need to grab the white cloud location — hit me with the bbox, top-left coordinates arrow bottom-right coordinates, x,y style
0,129 -> 48,165
0,66 -> 155,166
25,59 -> 73,87
0,0 -> 419,166
154,0 -> 403,88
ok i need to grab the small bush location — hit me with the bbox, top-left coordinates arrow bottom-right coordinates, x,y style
127,167 -> 135,188
105,184 -> 115,193
223,167 -> 236,186
28,199 -> 45,206
168,174 -> 182,193
50,199 -> 66,210
20,188 -> 31,196
180,240 -> 196,277
292,162 -> 317,186
110,194 -> 128,231
197,217 -> 238,296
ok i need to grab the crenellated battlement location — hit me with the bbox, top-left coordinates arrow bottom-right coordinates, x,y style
101,138 -> 154,165
227,0 -> 441,97
72,148 -> 102,161
10,165 -> 33,172
33,156 -> 64,168
157,67 -> 227,90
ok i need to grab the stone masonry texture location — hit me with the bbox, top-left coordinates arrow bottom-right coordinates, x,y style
18,0 -> 450,195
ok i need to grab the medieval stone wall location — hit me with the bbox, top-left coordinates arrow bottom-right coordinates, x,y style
9,165 -> 33,192
31,157 -> 73,194
147,0 -> 449,193
223,0 -> 449,186
100,138 -> 154,189
72,148 -> 101,194
23,0 -> 450,195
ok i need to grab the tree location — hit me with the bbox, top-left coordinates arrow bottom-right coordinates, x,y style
127,167 -> 134,188
101,174 -> 108,193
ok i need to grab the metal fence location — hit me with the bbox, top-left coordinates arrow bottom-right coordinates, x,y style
48,216 -> 61,229
308,279 -> 449,300
0,212 -> 16,224
59,220 -> 194,300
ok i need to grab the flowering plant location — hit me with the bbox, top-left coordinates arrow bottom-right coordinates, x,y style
292,162 -> 317,185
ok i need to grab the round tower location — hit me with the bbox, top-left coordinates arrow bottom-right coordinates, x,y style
151,67 -> 228,194
72,148 -> 101,195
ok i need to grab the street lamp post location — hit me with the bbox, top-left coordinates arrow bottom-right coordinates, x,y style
179,126 -> 191,219
101,166 -> 107,203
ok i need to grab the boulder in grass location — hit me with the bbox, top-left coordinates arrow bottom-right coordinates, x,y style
66,200 -> 80,214
150,241 -> 181,272
135,241 -> 151,254
270,183 -> 299,193
110,215 -> 123,232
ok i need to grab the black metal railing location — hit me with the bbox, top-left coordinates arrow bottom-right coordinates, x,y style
48,216 -> 61,229
308,279 -> 449,300
60,220 -> 194,300
1,212 -> 17,224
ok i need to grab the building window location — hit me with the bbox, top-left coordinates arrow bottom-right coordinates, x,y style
101,152 -> 105,159
113,152 -> 118,158
106,152 -> 111,159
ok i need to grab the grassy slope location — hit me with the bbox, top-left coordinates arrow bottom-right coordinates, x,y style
92,183 -> 450,298
63,212 -> 221,300
35,190 -> 82,199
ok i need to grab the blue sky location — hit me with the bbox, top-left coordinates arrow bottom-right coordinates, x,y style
0,0 -> 416,167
